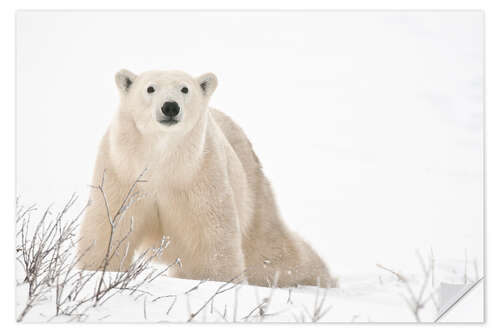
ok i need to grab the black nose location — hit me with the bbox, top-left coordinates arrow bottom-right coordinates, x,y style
161,101 -> 180,117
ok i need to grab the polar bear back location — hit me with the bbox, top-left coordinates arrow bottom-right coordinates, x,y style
209,108 -> 262,173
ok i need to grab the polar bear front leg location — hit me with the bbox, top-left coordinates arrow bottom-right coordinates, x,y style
204,229 -> 246,282
175,229 -> 246,283
78,172 -> 158,272
162,189 -> 246,283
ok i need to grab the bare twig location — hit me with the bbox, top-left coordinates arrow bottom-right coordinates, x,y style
187,271 -> 246,322
376,263 -> 407,282
377,250 -> 437,322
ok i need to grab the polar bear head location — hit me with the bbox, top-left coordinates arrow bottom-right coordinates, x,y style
115,69 -> 217,135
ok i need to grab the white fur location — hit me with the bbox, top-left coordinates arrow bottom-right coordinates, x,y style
78,69 -> 336,288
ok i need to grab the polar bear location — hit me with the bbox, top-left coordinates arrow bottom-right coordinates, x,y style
78,69 -> 335,288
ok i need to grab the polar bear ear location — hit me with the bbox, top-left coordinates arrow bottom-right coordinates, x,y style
115,69 -> 137,94
197,73 -> 218,97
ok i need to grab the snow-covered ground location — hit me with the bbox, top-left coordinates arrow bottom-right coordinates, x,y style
14,260 -> 463,323
15,11 -> 483,322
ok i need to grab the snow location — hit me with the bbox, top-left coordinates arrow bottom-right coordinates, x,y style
16,267 -> 436,323
15,11 -> 483,322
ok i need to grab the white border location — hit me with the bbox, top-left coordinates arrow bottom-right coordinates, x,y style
2,1 -> 498,332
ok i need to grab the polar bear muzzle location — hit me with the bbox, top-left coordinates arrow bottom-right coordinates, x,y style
159,101 -> 180,125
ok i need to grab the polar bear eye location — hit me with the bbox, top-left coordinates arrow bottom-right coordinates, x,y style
181,87 -> 189,94
147,86 -> 155,94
